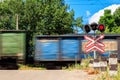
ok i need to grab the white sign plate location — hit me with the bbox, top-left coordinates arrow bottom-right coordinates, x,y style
93,62 -> 100,67
109,71 -> 117,76
100,61 -> 107,67
109,58 -> 117,65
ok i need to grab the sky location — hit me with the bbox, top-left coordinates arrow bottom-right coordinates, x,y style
65,0 -> 120,24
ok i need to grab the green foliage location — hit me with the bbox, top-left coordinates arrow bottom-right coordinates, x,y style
0,0 -> 24,29
99,9 -> 116,33
73,17 -> 83,27
0,0 -> 82,35
111,26 -> 120,33
99,7 -> 120,33
113,7 -> 120,27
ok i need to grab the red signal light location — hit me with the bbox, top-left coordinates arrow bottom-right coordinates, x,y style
98,24 -> 105,32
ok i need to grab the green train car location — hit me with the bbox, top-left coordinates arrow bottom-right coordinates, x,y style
0,31 -> 26,63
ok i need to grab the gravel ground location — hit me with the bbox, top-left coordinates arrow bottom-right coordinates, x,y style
0,70 -> 100,80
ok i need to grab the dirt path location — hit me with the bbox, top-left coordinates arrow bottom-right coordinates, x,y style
0,70 -> 99,80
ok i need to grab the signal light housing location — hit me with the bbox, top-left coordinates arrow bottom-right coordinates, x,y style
84,24 -> 91,33
98,24 -> 105,32
90,22 -> 98,31
83,23 -> 105,34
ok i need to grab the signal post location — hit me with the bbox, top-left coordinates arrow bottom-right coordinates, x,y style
83,23 -> 105,59
83,22 -> 107,71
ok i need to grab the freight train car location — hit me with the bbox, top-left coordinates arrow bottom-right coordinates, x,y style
0,30 -> 26,69
34,34 -> 120,64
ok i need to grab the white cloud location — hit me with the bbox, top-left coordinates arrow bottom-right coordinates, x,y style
86,10 -> 91,17
89,4 -> 120,24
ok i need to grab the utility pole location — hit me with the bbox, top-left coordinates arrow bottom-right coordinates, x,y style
16,14 -> 19,30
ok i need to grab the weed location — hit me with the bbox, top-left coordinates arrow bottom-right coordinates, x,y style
18,64 -> 46,70
95,64 -> 120,80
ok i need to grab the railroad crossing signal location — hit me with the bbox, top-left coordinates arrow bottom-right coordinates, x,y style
84,34 -> 105,53
83,23 -> 105,33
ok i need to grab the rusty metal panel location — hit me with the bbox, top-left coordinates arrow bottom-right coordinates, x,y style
103,40 -> 117,51
117,37 -> 120,59
81,40 -> 117,52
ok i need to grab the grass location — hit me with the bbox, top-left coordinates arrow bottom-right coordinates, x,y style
95,64 -> 120,80
62,58 -> 92,70
62,63 -> 83,70
62,58 -> 120,80
18,64 -> 46,70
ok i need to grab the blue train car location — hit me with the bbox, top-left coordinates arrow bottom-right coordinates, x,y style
34,35 -> 95,61
34,34 -> 120,62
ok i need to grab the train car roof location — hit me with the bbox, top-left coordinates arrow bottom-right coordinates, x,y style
35,34 -> 120,39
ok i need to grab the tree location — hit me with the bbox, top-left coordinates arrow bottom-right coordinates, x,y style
113,7 -> 120,27
0,0 -> 82,35
98,7 -> 120,33
72,16 -> 83,33
98,9 -> 116,33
